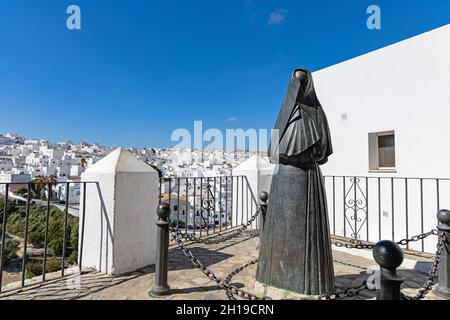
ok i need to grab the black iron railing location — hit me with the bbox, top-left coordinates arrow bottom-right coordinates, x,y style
0,181 -> 95,293
152,186 -> 450,300
159,174 -> 447,253
324,176 -> 450,253
158,176 -> 259,239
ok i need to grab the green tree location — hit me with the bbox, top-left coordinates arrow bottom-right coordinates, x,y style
29,231 -> 45,248
25,258 -> 63,278
0,197 -> 16,222
1,199 -> 80,262
0,240 -> 20,265
49,239 -> 63,256
14,187 -> 29,198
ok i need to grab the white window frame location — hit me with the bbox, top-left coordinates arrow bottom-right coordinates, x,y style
369,130 -> 397,173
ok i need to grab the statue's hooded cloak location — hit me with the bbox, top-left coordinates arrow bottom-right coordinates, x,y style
269,68 -> 332,166
257,69 -> 335,296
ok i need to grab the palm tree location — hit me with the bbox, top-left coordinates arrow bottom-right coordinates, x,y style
31,175 -> 46,199
80,158 -> 88,168
45,175 -> 57,201
47,175 -> 57,183
31,175 -> 58,199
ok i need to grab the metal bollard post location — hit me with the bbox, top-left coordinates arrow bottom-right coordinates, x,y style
259,191 -> 268,233
150,203 -> 171,297
373,240 -> 404,300
434,209 -> 450,298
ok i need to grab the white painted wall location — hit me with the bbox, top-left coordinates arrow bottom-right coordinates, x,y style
312,24 -> 450,252
80,148 -> 159,275
314,24 -> 450,178
232,156 -> 275,229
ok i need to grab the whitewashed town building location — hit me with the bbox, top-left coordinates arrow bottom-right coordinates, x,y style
313,24 -> 450,252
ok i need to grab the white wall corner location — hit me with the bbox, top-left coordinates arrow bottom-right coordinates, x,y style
79,148 -> 159,275
232,156 -> 275,228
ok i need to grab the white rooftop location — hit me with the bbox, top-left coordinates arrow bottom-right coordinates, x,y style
234,155 -> 274,171
84,148 -> 156,174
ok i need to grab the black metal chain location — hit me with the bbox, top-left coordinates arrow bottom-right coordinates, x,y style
331,230 -> 443,300
172,226 -> 443,300
319,282 -> 369,300
317,259 -> 374,300
170,227 -> 267,300
331,240 -> 374,250
173,229 -> 370,301
397,229 -> 439,246
171,206 -> 370,301
400,232 -> 446,300
170,207 -> 444,301
331,230 -> 446,300
224,259 -> 371,301
172,207 -> 262,245
224,259 -> 260,300
331,229 -> 439,250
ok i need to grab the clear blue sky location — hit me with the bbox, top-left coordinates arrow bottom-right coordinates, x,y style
1,1 -> 449,148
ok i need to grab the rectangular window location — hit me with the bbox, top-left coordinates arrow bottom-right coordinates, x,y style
378,134 -> 395,168
369,131 -> 396,171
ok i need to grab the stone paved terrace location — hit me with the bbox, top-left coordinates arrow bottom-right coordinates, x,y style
0,232 -> 445,300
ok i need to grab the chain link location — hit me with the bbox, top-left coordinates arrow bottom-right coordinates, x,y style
169,204 -> 265,300
331,229 -> 443,300
172,208 -> 262,245
171,232 -> 368,300
331,229 -> 439,250
400,232 -> 446,300
170,226 -> 266,300
223,258 -> 371,301
317,260 -> 371,300
224,259 -> 260,300
331,240 -> 374,250
170,206 -> 370,301
170,208 -> 444,301
397,229 -> 439,246
319,282 -> 369,300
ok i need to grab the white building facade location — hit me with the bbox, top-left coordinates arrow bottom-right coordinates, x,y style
312,24 -> 450,252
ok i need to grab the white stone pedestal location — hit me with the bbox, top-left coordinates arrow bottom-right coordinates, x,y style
79,148 -> 159,275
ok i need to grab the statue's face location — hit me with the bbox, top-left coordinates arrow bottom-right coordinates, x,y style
294,70 -> 308,87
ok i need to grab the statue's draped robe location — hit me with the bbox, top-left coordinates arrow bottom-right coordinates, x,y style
256,69 -> 335,295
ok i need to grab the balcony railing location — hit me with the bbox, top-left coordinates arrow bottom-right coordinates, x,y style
158,175 -> 446,253
0,181 -> 94,293
158,176 -> 259,240
324,175 -> 450,253
1,174 -> 446,294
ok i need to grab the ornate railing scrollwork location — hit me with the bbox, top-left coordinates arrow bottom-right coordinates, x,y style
344,177 -> 368,241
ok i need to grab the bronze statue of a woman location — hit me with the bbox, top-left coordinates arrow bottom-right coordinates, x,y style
256,68 -> 335,296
